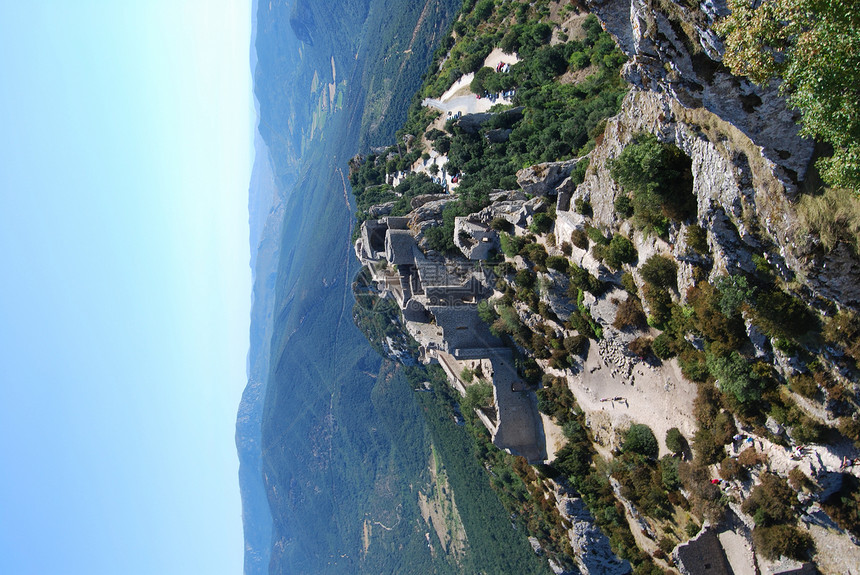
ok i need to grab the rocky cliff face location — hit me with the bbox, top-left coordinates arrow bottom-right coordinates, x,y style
580,0 -> 860,311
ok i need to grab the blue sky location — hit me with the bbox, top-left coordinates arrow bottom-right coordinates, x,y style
0,2 -> 252,573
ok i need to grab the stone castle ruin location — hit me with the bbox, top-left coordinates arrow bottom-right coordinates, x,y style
355,216 -> 546,463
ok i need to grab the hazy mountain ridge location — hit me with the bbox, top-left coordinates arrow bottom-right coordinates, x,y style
240,1 -> 467,573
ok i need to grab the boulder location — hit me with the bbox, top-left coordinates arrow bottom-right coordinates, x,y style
456,112 -> 493,134
554,211 -> 587,247
410,193 -> 449,209
367,201 -> 395,217
474,197 -> 540,229
516,158 -> 581,196
409,198 -> 454,227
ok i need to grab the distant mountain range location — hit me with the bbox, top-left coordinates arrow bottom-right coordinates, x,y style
237,1 -> 461,573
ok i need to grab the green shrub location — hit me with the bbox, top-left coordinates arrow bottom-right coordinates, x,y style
546,255 -> 570,273
624,423 -> 659,458
613,298 -> 647,330
608,133 -> 696,233
433,135 -> 451,154
693,428 -> 723,465
568,310 -> 597,340
660,455 -> 681,490
570,157 -> 589,187
621,272 -> 638,295
477,299 -> 498,324
461,50 -> 487,74
490,217 -> 513,232
549,348 -> 573,369
790,416 -> 826,444
568,264 -> 603,295
604,234 -> 637,269
642,284 -> 672,325
665,427 -> 687,455
658,535 -> 676,555
424,201 -> 468,254
686,522 -> 701,538
714,274 -> 755,318
425,128 -> 445,141
751,289 -> 817,339
494,262 -> 515,278
462,380 -> 494,413
712,411 -> 738,446
570,228 -> 589,249
742,473 -> 797,527
752,524 -> 814,561
575,198 -> 593,216
694,384 -> 722,423
685,224 -> 708,254
586,225 -> 610,245
500,232 -> 526,257
614,195 -> 634,218
537,375 -> 577,419
628,336 -> 653,358
554,425 -> 594,480
515,268 -> 536,289
707,351 -> 764,404
569,50 -> 589,69
640,255 -> 678,291
679,348 -> 709,382
522,242 -> 548,268
612,455 -> 672,521
717,0 -> 860,194
529,212 -> 553,235
687,282 -> 748,349
564,334 -> 589,356
752,253 -> 777,284
652,333 -> 676,359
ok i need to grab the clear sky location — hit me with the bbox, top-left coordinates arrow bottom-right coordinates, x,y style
0,2 -> 252,574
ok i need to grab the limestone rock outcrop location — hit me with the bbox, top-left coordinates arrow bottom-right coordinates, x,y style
517,158 -> 583,197
565,0 -> 860,310
555,486 -> 631,575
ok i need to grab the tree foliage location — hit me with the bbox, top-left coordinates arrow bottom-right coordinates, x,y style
707,351 -> 764,404
608,133 -> 695,234
665,428 -> 687,456
624,423 -> 659,459
718,0 -> 860,193
639,255 -> 678,291
462,380 -> 494,413
604,234 -> 637,270
714,274 -> 754,317
613,297 -> 647,330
